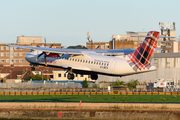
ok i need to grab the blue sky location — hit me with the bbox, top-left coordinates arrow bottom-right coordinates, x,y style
0,0 -> 179,47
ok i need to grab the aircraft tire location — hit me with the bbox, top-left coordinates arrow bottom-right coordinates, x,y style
91,74 -> 98,80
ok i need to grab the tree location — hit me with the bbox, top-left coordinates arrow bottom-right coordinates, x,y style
126,79 -> 139,90
25,74 -> 47,81
67,45 -> 87,49
83,78 -> 88,88
112,80 -> 125,86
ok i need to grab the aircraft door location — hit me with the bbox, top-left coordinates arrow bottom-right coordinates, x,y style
110,59 -> 118,74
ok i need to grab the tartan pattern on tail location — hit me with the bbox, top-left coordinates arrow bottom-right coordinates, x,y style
127,31 -> 159,71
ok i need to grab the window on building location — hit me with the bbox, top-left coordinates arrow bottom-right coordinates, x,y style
6,59 -> 9,63
165,58 -> 172,68
14,53 -> 18,56
10,53 -> 13,56
1,53 -> 4,56
1,47 -> 4,50
157,42 -> 161,47
64,73 -> 66,77
19,59 -> 23,62
11,60 -> 14,63
6,46 -> 9,50
106,45 -> 109,49
101,45 -> 105,49
80,74 -> 83,77
6,53 -> 9,56
76,74 -> 78,77
58,74 -> 61,77
14,59 -> 18,63
1,60 -> 4,63
19,53 -> 23,56
50,75 -> 53,78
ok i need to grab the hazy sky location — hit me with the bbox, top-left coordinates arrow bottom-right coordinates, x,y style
0,0 -> 179,47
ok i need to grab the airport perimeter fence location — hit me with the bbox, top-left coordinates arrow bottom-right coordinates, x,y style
0,91 -> 180,96
0,82 -> 101,92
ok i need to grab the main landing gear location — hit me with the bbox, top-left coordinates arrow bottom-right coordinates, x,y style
91,74 -> 98,80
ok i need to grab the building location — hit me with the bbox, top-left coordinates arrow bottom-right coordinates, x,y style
0,35 -> 61,67
17,35 -> 42,44
86,42 -> 109,50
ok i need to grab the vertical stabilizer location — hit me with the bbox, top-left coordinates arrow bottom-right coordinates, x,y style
127,31 -> 159,71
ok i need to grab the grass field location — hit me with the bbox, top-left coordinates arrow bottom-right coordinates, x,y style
0,95 -> 180,103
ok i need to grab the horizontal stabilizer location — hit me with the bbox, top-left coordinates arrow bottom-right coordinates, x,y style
131,35 -> 175,38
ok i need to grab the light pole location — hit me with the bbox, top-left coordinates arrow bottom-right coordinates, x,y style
9,70 -> 11,79
46,70 -> 49,80
41,70 -> 43,81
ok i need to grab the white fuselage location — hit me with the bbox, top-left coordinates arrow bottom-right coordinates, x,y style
25,50 -> 157,76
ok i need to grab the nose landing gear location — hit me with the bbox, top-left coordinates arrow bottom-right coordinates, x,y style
66,67 -> 75,80
31,66 -> 35,71
67,73 -> 75,80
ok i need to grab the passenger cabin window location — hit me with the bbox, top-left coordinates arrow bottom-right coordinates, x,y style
91,61 -> 93,64
80,60 -> 82,62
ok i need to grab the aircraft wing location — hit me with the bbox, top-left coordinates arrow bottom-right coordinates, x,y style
6,45 -> 83,55
6,44 -> 162,56
6,44 -> 132,55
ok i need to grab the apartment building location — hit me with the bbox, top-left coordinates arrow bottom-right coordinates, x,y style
0,35 -> 61,67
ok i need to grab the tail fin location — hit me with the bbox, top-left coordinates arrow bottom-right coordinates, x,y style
127,31 -> 159,71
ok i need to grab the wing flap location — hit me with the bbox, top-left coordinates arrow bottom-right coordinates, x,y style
62,65 -> 91,71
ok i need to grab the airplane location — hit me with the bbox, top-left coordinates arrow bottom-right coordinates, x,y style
6,31 -> 167,80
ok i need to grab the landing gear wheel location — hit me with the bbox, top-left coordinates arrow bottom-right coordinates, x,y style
31,67 -> 35,71
91,74 -> 98,80
67,73 -> 75,80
